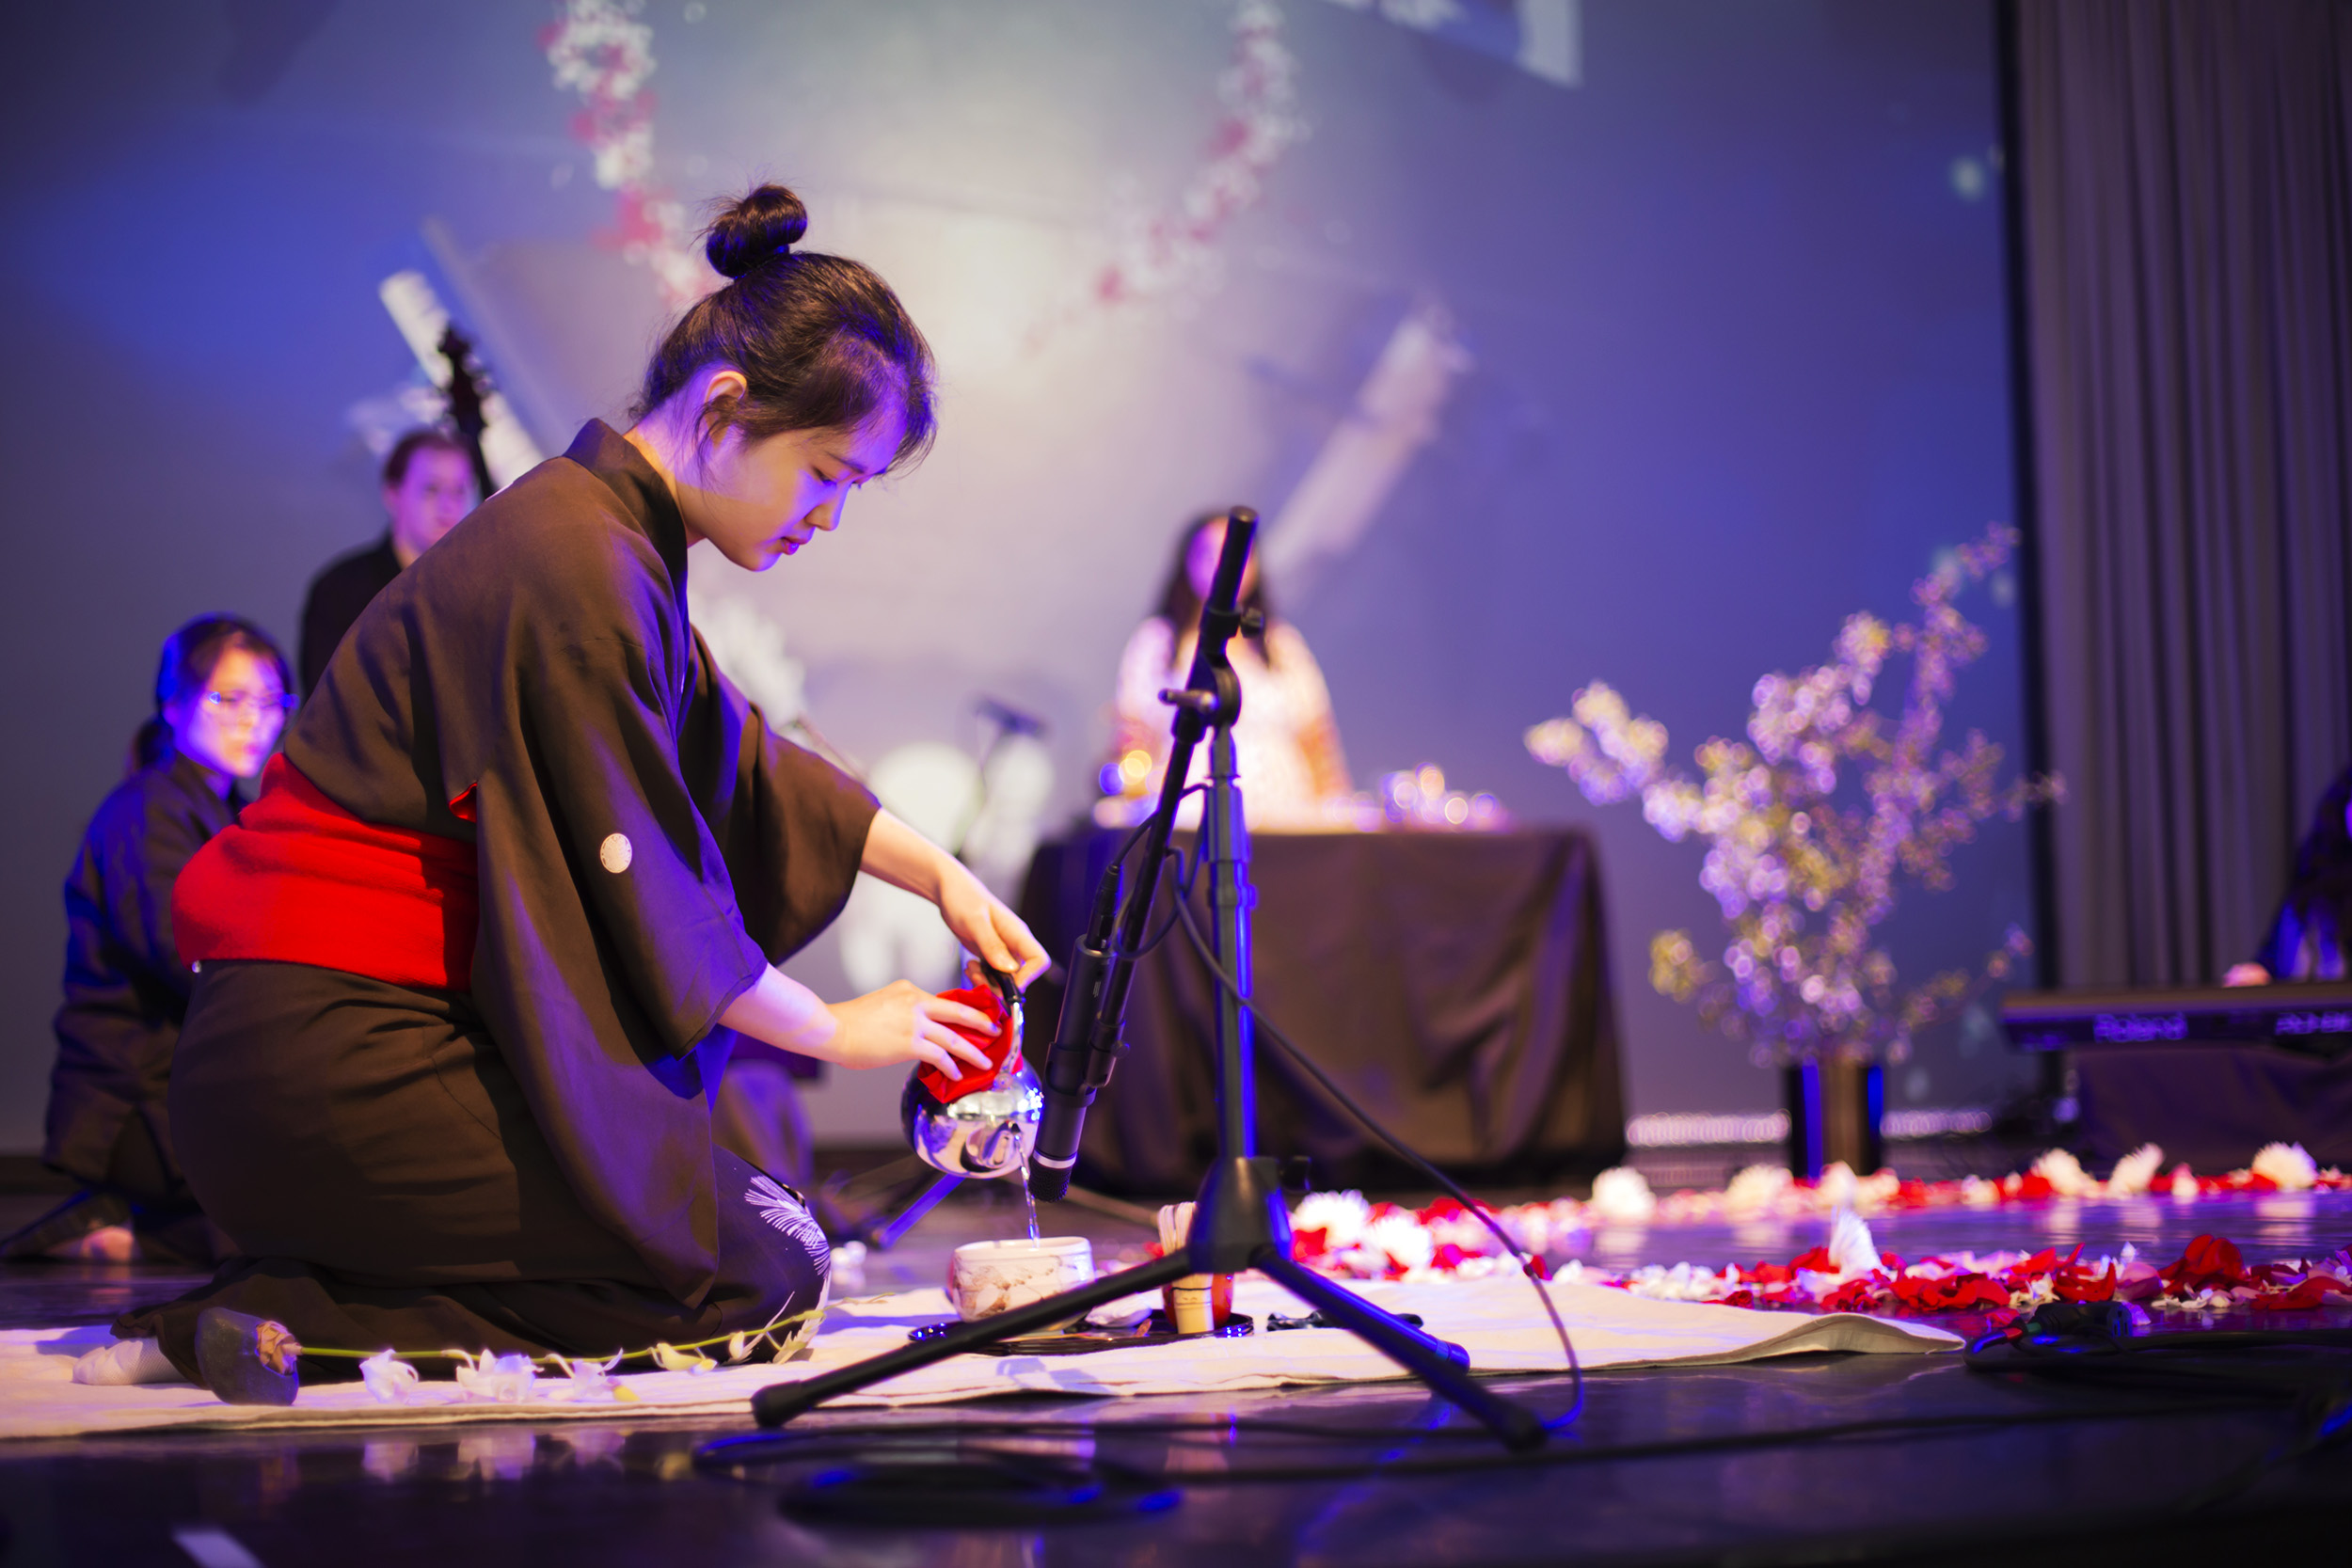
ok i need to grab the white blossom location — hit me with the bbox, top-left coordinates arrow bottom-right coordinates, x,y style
1723,1164 -> 1793,1218
359,1351 -> 421,1404
2106,1144 -> 2165,1196
2249,1142 -> 2319,1192
451,1351 -> 538,1402
1293,1189 -> 1374,1249
2030,1148 -> 2095,1198
1824,1208 -> 1881,1279
1586,1166 -> 1657,1225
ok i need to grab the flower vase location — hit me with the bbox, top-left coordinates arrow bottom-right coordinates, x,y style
1783,1057 -> 1883,1179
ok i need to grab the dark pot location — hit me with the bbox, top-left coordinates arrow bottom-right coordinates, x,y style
1784,1058 -> 1883,1179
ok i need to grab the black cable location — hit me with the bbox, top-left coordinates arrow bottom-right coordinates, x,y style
1081,786 -> 1207,969
702,1338 -> 2350,1515
1967,1328 -> 2352,1513
707,1407 -> 1565,1456
756,1449 -> 1180,1525
812,795 -> 2349,1511
2107,1360 -> 2349,1514
2053,1328 -> 2352,1352
1168,894 -> 1585,1430
1101,788 -> 1195,890
1111,843 -> 1196,963
695,1392 -> 2295,1491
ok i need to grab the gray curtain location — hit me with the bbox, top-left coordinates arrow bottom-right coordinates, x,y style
2014,0 -> 2352,986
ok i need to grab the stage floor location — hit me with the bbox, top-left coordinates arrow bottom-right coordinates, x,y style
1,1182 -> 2346,1565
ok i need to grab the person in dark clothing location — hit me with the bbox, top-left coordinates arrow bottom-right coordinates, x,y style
105,186 -> 1047,1397
3,616 -> 294,1265
296,428 -> 477,696
2225,765 -> 2352,985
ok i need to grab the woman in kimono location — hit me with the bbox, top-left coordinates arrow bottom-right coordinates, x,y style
103,187 -> 1047,1395
1100,511 -> 1350,829
6,617 -> 292,1267
2225,765 -> 2352,986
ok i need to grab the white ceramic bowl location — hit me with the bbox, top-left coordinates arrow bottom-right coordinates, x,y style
947,1236 -> 1096,1326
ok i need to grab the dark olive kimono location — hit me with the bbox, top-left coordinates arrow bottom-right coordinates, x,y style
47,752 -> 237,1210
123,421 -> 874,1370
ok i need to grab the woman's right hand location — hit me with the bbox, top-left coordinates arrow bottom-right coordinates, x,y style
819,980 -> 998,1077
2222,962 -> 2272,988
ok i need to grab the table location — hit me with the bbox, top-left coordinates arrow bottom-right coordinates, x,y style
2074,1046 -> 2352,1169
1016,827 -> 1626,1195
2001,982 -> 2352,1168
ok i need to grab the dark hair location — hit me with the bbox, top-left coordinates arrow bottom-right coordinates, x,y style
634,185 -> 936,469
2255,764 -> 2352,977
130,614 -> 294,774
1153,513 -> 1272,653
381,428 -> 472,489
2289,765 -> 2352,888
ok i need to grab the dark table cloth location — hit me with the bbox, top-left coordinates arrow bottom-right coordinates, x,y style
2075,1046 -> 2352,1170
1017,827 -> 1626,1196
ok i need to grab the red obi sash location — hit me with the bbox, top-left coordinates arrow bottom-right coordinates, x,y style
175,755 -> 479,991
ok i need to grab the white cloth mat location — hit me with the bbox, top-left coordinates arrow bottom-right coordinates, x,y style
0,1273 -> 1958,1439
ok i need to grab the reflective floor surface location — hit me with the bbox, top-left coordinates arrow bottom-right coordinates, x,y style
1,1183 -> 2347,1566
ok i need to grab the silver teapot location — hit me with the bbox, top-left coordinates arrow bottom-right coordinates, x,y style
899,982 -> 1041,1180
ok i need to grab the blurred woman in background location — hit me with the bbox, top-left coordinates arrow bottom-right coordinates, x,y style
3,616 -> 293,1263
2225,765 -> 2352,985
1101,511 -> 1351,828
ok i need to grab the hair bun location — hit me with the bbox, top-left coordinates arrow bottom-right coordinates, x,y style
706,185 -> 809,279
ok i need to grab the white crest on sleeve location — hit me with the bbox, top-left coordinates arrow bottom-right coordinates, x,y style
598,832 -> 633,874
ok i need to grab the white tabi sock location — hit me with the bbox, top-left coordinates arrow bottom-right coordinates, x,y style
72,1336 -> 186,1386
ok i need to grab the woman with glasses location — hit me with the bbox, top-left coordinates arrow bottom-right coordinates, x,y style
5,615 -> 293,1265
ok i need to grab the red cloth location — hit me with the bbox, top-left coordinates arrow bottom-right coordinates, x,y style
174,754 -> 480,991
915,984 -> 1017,1103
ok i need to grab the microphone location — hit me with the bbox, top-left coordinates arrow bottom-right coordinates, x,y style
1027,863 -> 1122,1202
1027,510 -> 1258,1203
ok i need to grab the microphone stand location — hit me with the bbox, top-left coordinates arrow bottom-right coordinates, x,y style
750,512 -> 1546,1451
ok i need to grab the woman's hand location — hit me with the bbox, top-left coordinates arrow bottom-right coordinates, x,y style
2222,962 -> 2272,988
716,966 -> 994,1077
860,808 -> 1050,989
933,863 -> 1050,989
819,981 -> 999,1077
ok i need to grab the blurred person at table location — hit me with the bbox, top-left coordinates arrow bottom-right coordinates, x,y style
297,428 -> 478,697
2,616 -> 294,1264
2224,764 -> 2352,986
1099,511 -> 1351,829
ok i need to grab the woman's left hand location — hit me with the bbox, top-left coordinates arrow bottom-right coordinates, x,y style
937,864 -> 1050,990
861,807 -> 1051,989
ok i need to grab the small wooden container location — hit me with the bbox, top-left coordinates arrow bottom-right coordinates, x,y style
1162,1273 -> 1235,1333
1156,1200 -> 1233,1333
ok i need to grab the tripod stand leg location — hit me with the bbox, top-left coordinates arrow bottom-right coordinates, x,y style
1256,1252 -> 1549,1452
862,1172 -> 961,1252
752,1249 -> 1197,1428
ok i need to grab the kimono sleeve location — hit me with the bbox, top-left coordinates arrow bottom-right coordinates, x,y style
104,782 -> 218,1003
677,633 -> 879,964
517,628 -> 774,1061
